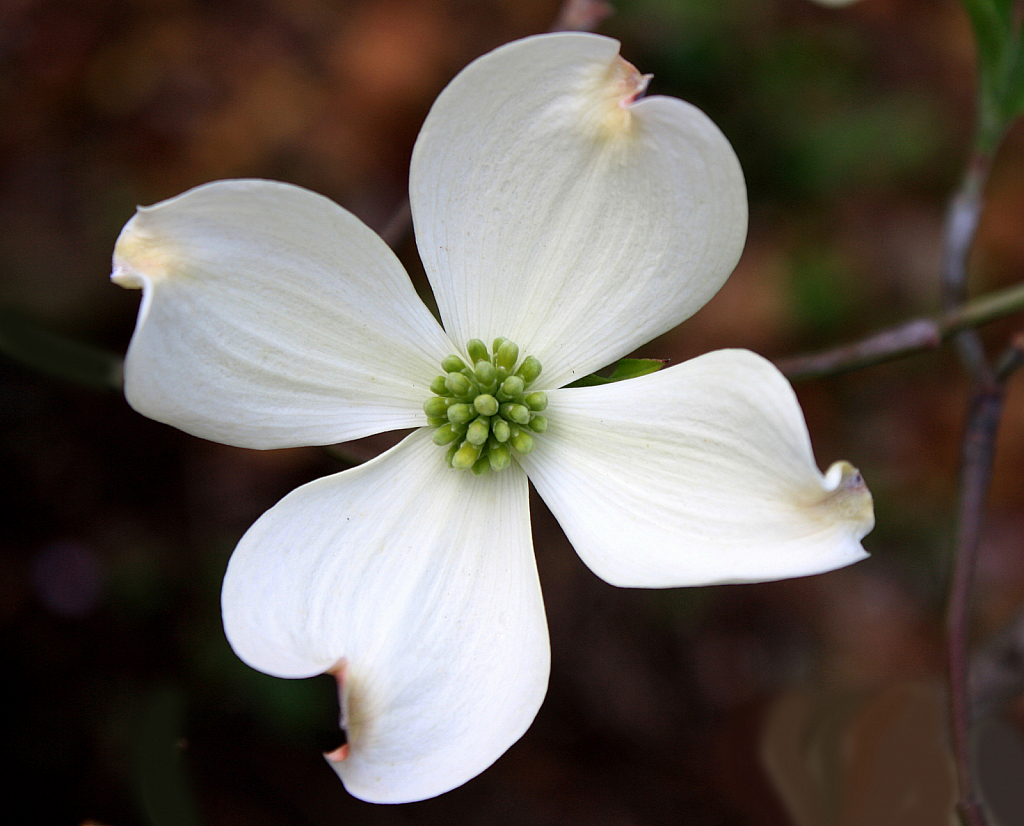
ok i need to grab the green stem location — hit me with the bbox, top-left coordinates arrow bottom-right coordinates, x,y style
776,279 -> 1024,381
956,281 -> 1024,333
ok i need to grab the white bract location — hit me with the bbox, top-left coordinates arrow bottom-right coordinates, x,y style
112,33 -> 874,804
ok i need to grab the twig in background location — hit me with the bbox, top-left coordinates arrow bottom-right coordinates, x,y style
940,137 -> 1023,825
948,376 -> 1003,826
550,0 -> 613,32
946,333 -> 1024,825
943,153 -> 994,381
776,280 -> 1024,381
378,198 -> 412,250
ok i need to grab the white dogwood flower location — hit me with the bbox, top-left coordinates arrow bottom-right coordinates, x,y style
111,32 -> 873,804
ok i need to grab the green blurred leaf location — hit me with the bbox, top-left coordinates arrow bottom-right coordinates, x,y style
961,0 -> 1023,148
0,306 -> 123,390
793,95 -> 942,194
566,358 -> 668,388
788,246 -> 858,337
1002,36 -> 1024,118
962,0 -> 1010,70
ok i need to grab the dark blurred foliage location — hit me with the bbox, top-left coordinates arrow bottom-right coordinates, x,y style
2,0 -> 1023,824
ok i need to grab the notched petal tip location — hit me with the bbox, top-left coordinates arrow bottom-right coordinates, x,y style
324,658 -> 354,762
111,212 -> 173,290
612,57 -> 652,107
816,460 -> 875,540
325,744 -> 351,763
583,55 -> 653,139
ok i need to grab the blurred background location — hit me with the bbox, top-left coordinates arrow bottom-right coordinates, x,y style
2,0 -> 1023,823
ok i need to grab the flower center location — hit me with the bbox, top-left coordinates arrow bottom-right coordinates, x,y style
424,338 -> 548,475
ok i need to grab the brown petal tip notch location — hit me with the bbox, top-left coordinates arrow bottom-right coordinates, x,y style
324,659 -> 351,762
819,460 -> 875,539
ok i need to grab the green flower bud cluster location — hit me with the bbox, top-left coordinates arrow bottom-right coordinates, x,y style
424,338 -> 548,475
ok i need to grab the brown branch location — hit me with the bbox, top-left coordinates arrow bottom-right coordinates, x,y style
994,331 -> 1024,381
943,153 -> 994,381
940,148 -> 1006,826
775,280 -> 1024,381
944,332 -> 1024,824
378,198 -> 412,250
947,378 -> 1003,826
550,0 -> 613,31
